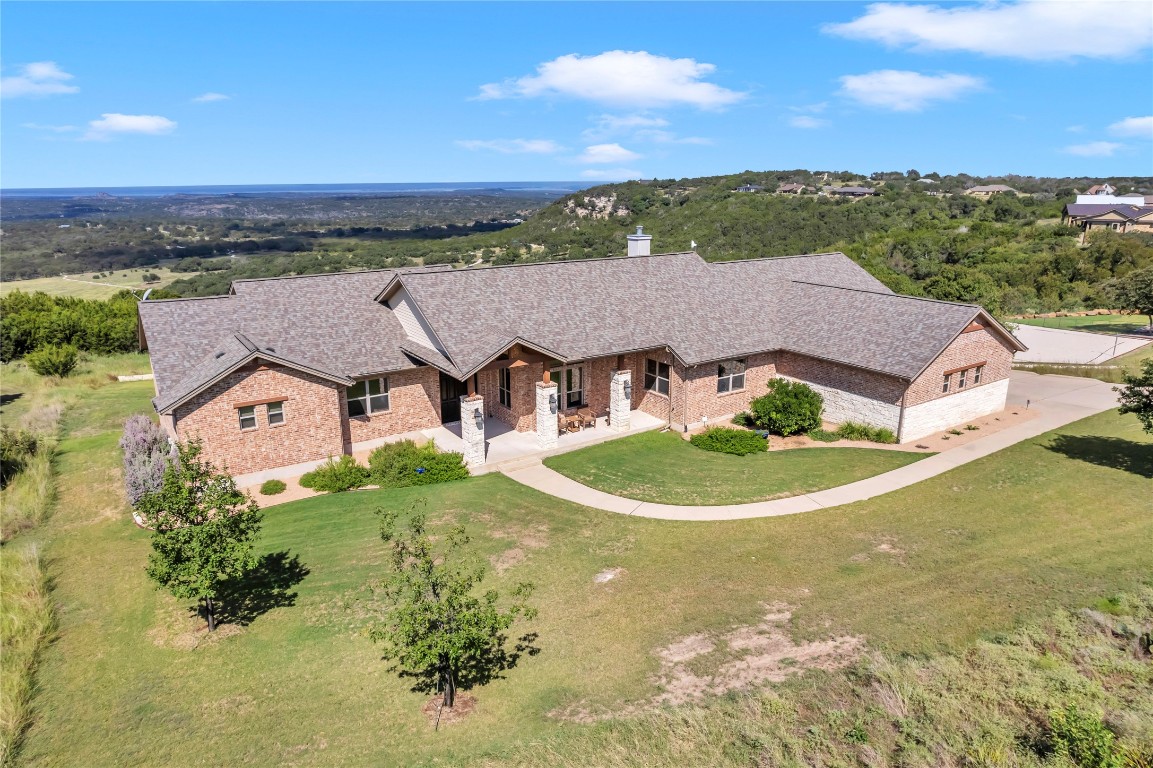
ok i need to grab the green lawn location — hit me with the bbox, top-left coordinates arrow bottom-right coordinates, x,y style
1013,313 -> 1153,335
5,360 -> 1152,766
544,430 -> 928,505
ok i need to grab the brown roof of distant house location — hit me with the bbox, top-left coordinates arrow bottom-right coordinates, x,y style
139,251 -> 1022,414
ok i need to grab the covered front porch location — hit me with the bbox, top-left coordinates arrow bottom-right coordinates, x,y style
421,408 -> 665,473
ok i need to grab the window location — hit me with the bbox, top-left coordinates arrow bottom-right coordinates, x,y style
958,369 -> 968,389
498,367 -> 511,408
267,401 -> 285,426
717,359 -> 746,393
549,364 -> 586,408
347,378 -> 389,417
645,358 -> 670,396
238,405 -> 257,430
974,365 -> 984,385
942,373 -> 951,393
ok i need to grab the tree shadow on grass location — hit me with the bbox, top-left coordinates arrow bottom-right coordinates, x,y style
1044,434 -> 1153,479
213,551 -> 310,626
395,632 -> 543,695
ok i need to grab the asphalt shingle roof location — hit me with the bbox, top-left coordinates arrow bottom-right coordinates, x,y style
139,251 -> 1016,413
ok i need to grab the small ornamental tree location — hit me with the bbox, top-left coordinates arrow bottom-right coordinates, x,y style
748,378 -> 824,436
138,440 -> 262,631
369,504 -> 536,709
119,414 -> 176,506
1105,267 -> 1153,328
1116,359 -> 1153,434
25,344 -> 78,377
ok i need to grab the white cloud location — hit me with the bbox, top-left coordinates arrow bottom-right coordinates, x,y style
824,1 -> 1153,61
580,167 -> 644,180
838,70 -> 984,111
789,102 -> 828,114
476,50 -> 746,109
455,138 -> 563,154
583,113 -> 668,140
578,143 -> 642,164
22,122 -> 79,133
83,113 -> 177,141
192,92 -> 230,103
1066,125 -> 1086,133
1,61 -> 78,98
1063,141 -> 1122,157
789,115 -> 830,129
1108,116 -> 1153,139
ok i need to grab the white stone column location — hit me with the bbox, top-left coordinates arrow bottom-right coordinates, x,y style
536,380 -> 559,450
610,369 -> 632,433
459,395 -> 486,468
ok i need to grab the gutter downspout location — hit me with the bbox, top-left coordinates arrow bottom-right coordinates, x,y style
897,388 -> 908,443
681,358 -> 689,433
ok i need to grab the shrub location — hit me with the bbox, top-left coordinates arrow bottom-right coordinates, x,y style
747,379 -> 823,436
1047,705 -> 1121,768
25,344 -> 79,377
835,421 -> 898,444
731,412 -> 752,427
807,428 -> 841,443
367,440 -> 469,488
119,414 -> 174,506
260,479 -> 287,495
0,428 -> 39,488
299,455 -> 369,493
690,427 -> 768,456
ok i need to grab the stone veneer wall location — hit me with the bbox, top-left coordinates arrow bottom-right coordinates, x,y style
342,366 -> 442,450
900,378 -> 1010,442
777,351 -> 905,433
904,322 -> 1015,407
173,363 -> 345,476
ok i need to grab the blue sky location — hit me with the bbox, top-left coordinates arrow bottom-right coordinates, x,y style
2,1 -> 1151,188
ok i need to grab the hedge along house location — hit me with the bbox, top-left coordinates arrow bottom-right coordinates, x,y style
138,229 -> 1025,481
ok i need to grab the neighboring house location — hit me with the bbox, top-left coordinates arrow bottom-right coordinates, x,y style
138,229 -> 1025,480
1085,183 -> 1115,196
776,183 -> 807,194
965,184 -> 1019,198
734,184 -> 764,193
822,186 -> 877,197
1062,203 -> 1153,240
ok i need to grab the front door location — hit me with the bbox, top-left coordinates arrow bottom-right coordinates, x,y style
439,372 -> 469,423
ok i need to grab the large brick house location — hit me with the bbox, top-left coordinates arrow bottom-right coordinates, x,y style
138,230 -> 1025,479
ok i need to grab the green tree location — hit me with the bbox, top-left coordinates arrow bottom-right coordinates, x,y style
1104,267 -> 1153,328
369,504 -> 536,709
138,440 -> 263,631
24,344 -> 78,377
1117,359 -> 1153,435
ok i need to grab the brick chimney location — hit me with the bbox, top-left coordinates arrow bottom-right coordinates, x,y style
626,225 -> 652,257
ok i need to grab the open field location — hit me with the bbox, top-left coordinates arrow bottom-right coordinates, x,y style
544,430 -> 927,505
1014,313 -> 1152,335
2,353 -> 1150,766
0,267 -> 181,299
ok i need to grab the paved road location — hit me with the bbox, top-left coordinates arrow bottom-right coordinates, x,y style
1012,324 -> 1151,364
501,371 -> 1122,521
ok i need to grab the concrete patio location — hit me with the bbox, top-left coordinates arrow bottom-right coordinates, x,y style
421,409 -> 666,473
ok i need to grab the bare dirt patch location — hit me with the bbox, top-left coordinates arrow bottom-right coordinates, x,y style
489,522 -> 549,572
421,694 -> 477,727
551,603 -> 863,721
147,598 -> 244,650
594,567 -> 626,584
652,603 -> 863,706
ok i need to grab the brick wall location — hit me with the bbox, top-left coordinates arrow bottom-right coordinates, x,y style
904,322 -> 1015,407
343,366 -> 441,448
778,352 -> 906,404
625,349 -> 677,424
680,352 -> 777,428
174,363 -> 345,476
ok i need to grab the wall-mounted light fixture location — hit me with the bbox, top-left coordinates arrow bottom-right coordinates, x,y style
474,409 -> 484,430
549,392 -> 557,414
623,380 -> 632,400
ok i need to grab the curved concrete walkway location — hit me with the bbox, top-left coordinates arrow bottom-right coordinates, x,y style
501,372 -> 1121,521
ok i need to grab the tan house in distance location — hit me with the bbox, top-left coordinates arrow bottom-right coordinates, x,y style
965,184 -> 1019,198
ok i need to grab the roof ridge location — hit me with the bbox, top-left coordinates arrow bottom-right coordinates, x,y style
230,267 -> 401,286
140,294 -> 235,304
787,280 -> 982,310
403,250 -> 703,275
709,251 -> 846,265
